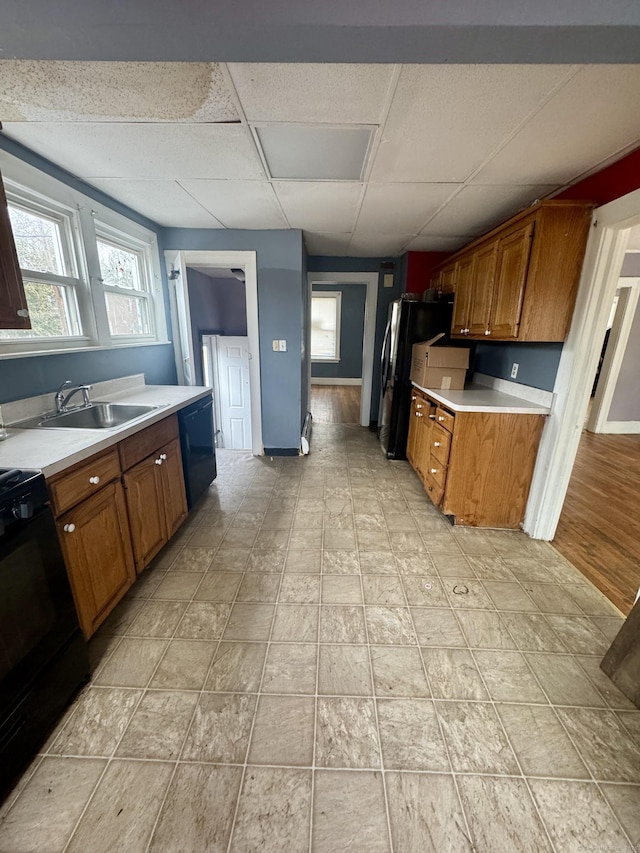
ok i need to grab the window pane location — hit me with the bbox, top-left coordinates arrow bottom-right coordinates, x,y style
97,240 -> 142,291
0,281 -> 81,339
106,292 -> 150,336
8,206 -> 66,275
311,296 -> 338,359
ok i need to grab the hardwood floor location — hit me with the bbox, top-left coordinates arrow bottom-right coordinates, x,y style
310,385 -> 361,424
553,431 -> 640,615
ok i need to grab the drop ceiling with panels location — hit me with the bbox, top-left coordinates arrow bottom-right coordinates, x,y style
2,61 -> 640,256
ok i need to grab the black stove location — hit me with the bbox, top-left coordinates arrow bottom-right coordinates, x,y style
0,466 -> 89,800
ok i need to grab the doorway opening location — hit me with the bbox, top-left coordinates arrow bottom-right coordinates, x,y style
164,250 -> 263,456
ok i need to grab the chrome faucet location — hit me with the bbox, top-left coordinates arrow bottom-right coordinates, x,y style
55,380 -> 93,414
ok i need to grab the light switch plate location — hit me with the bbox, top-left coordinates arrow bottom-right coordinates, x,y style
383,274 -> 394,288
272,340 -> 279,351
279,339 -> 287,352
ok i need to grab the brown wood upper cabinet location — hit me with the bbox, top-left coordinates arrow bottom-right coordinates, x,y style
432,201 -> 592,342
0,170 -> 30,330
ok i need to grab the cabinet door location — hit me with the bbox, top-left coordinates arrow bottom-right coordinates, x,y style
57,481 -> 135,638
159,438 -> 188,539
468,242 -> 498,336
440,264 -> 456,295
0,172 -> 30,330
123,454 -> 166,572
414,401 -> 435,482
488,223 -> 534,339
407,393 -> 421,469
451,255 -> 474,335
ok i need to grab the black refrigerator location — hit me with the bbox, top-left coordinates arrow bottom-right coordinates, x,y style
378,297 -> 454,459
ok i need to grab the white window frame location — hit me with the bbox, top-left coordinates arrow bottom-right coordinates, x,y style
311,290 -> 342,362
0,148 -> 168,357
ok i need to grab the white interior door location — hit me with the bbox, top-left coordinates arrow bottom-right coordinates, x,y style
215,336 -> 252,449
165,250 -> 195,385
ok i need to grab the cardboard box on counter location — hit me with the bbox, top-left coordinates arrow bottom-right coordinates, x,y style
410,334 -> 470,391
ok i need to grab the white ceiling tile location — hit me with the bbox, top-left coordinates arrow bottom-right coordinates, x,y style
255,125 -> 373,180
356,183 -> 459,233
273,182 -> 363,232
304,232 -> 353,256
179,180 -> 287,229
405,235 -> 471,252
86,179 -> 224,228
421,184 -> 556,237
2,123 -> 265,180
371,64 -> 576,183
228,63 -> 395,124
0,61 -> 238,122
348,233 -> 411,257
474,66 -> 640,185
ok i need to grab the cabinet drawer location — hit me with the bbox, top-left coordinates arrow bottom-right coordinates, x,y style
431,423 -> 452,465
119,414 -> 179,471
423,473 -> 444,508
49,448 -> 121,516
426,455 -> 447,489
434,406 -> 455,433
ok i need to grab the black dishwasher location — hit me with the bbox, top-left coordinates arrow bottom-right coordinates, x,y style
178,395 -> 217,509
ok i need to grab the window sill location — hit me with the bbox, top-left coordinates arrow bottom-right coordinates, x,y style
311,357 -> 341,363
0,340 -> 172,360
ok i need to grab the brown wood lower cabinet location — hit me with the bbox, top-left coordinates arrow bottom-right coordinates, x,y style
48,412 -> 189,637
408,389 -> 545,528
56,480 -> 136,638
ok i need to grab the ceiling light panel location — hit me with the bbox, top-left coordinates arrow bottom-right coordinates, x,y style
0,61 -> 238,123
472,65 -> 640,186
87,178 -> 224,228
273,181 -> 363,232
421,184 -> 556,237
2,123 -> 265,180
357,183 -> 459,234
228,63 -> 395,124
254,125 -> 374,180
179,180 -> 287,229
371,64 -> 576,183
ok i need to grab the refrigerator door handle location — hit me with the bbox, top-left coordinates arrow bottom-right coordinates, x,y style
380,320 -> 391,394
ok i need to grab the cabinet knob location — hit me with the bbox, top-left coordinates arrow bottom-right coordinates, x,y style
155,458 -> 163,465
484,330 -> 491,335
89,476 -> 100,485
438,416 -> 445,421
416,404 -> 422,410
463,328 -> 469,334
434,441 -> 440,447
411,395 -> 417,401
430,468 -> 438,474
63,523 -> 76,533
416,412 -> 423,418
160,453 -> 167,461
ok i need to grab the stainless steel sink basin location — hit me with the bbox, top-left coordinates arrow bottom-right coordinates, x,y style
18,402 -> 161,430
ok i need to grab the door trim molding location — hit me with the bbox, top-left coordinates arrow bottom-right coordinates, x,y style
164,249 -> 263,456
307,272 -> 378,427
524,189 -> 640,539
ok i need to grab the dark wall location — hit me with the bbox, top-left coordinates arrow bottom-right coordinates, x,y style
163,228 -> 305,452
311,282 -> 366,379
308,256 -> 402,422
0,344 -> 176,403
474,342 -> 563,392
0,136 -> 178,402
621,252 -> 640,277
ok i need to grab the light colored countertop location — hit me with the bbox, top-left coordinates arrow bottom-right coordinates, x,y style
0,384 -> 211,478
412,382 -> 551,415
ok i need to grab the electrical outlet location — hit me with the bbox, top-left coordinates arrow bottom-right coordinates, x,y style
279,339 -> 287,352
511,362 -> 519,379
272,340 -> 279,352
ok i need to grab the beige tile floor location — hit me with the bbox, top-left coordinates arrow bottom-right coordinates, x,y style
1,423 -> 639,852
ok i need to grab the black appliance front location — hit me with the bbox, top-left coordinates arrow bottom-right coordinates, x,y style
178,395 -> 217,509
379,299 -> 454,460
0,470 -> 89,800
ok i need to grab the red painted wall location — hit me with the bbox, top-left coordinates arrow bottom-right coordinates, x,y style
555,146 -> 640,206
404,251 -> 452,293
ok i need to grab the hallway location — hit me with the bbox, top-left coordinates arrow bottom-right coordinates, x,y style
310,384 -> 361,424
1,424 -> 638,852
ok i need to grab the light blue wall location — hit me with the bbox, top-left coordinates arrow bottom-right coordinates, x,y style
162,228 -> 305,452
311,282 -> 366,379
308,256 -> 402,423
0,136 -> 178,403
473,342 -> 563,392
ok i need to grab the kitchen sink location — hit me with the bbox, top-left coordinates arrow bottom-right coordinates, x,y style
18,402 -> 162,430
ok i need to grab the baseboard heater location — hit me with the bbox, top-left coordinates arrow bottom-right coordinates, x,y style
301,411 -> 312,455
